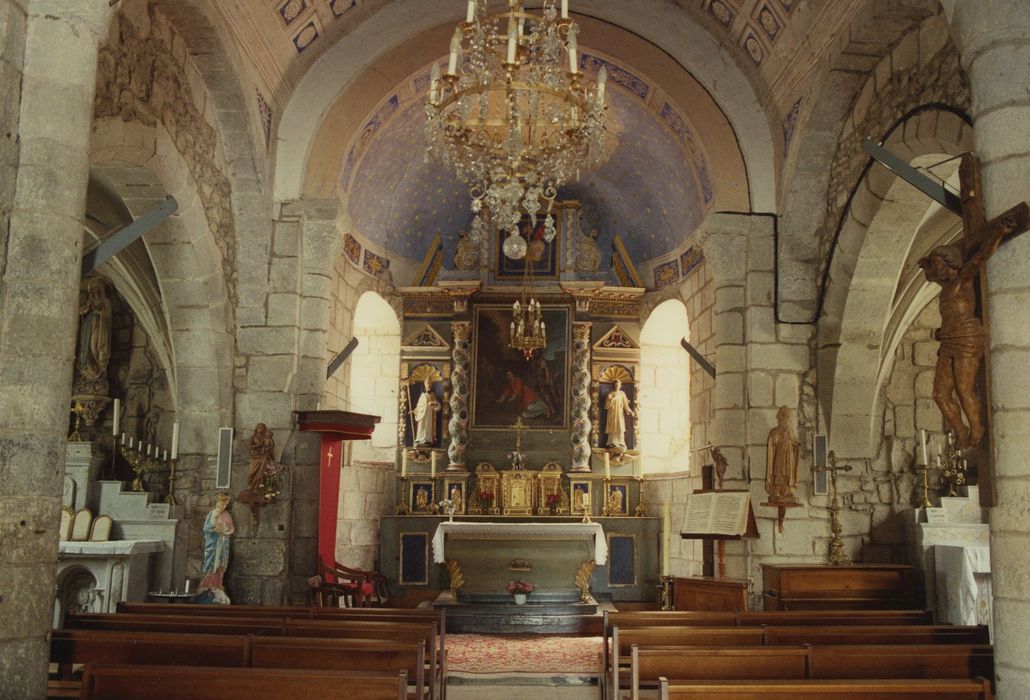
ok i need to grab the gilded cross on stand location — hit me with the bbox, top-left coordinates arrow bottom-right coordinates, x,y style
509,417 -> 526,470
815,451 -> 852,567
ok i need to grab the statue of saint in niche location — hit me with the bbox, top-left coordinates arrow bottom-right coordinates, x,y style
765,406 -> 799,504
76,277 -> 112,392
604,379 -> 635,450
411,377 -> 441,446
246,423 -> 275,494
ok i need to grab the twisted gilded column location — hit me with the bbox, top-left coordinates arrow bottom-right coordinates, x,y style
569,322 -> 593,472
447,321 -> 471,471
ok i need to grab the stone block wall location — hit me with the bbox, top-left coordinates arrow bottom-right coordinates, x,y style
336,460 -> 395,571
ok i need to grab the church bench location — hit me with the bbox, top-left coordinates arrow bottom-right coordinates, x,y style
610,627 -> 765,699
66,614 -> 443,699
762,624 -> 989,646
52,630 -> 434,700
657,677 -> 992,700
80,664 -> 409,700
629,644 -> 995,700
630,646 -> 808,699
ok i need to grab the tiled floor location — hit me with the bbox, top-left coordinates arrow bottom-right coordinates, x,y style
448,673 -> 597,699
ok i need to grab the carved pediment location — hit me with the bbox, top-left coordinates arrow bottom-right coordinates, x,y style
402,324 -> 450,351
593,324 -> 639,353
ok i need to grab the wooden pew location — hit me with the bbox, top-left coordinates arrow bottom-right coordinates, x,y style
52,630 -> 431,700
658,677 -> 992,699
610,627 -> 765,699
65,613 -> 443,699
809,644 -> 995,684
763,624 -> 990,646
630,644 -> 995,700
631,646 -> 808,699
80,664 -> 408,700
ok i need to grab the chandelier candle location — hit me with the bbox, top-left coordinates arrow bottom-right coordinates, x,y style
425,0 -> 610,259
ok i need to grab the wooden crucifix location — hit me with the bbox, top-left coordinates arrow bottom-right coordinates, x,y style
917,153 -> 1030,506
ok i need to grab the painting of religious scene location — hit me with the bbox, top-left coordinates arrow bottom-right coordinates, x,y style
495,213 -> 561,280
471,305 -> 569,429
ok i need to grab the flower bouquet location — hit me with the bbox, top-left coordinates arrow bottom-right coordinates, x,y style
546,493 -> 562,515
476,489 -> 494,510
259,462 -> 287,501
506,579 -> 535,605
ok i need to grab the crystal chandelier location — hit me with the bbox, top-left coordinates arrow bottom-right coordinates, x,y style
509,268 -> 546,359
426,0 -> 610,260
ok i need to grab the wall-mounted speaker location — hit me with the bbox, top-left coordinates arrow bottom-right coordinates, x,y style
813,434 -> 828,495
215,427 -> 234,489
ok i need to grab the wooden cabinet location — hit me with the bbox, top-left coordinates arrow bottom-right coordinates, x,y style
673,577 -> 748,612
762,564 -> 917,611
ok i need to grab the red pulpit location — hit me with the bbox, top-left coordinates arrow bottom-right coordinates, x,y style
294,410 -> 381,569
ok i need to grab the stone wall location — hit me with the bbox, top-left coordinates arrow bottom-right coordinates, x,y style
0,0 -> 25,284
337,460 -> 395,571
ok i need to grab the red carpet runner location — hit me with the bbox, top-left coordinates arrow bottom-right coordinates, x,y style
447,634 -> 603,674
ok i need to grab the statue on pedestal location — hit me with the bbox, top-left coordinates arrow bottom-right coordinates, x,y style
246,423 -> 275,494
604,379 -> 635,451
195,493 -> 235,604
765,406 -> 799,504
412,377 -> 441,446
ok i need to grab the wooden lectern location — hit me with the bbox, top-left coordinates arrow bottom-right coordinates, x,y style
294,410 -> 380,571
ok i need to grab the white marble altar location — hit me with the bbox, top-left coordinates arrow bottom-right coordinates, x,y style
54,539 -> 164,625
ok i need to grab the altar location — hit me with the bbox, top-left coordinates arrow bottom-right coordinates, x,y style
432,521 -> 606,601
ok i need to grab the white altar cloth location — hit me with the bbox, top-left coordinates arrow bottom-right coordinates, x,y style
937,544 -> 991,629
431,521 -> 607,565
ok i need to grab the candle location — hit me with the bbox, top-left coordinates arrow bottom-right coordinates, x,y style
466,0 -> 476,22
431,451 -> 437,478
401,449 -> 408,477
582,491 -> 590,511
568,26 -> 578,74
448,27 -> 462,75
120,432 -> 126,446
185,579 -> 191,594
171,422 -> 179,459
112,398 -> 120,435
604,451 -> 611,479
662,501 -> 671,576
597,66 -> 607,106
920,429 -> 928,466
163,449 -> 168,462
561,0 -> 568,19
506,18 -> 517,63
635,457 -> 643,479
429,62 -> 440,105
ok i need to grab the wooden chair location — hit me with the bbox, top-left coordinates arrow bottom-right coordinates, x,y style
316,557 -> 387,607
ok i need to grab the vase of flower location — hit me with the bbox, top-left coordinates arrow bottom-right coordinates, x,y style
546,493 -> 561,515
506,579 -> 535,605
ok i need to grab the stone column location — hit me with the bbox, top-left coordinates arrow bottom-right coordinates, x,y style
0,1 -> 115,695
569,322 -> 593,472
943,3 -> 1030,696
447,321 -> 471,471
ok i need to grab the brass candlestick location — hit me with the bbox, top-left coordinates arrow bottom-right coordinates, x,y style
939,432 -> 967,497
915,461 -> 933,508
634,476 -> 647,517
601,477 -> 613,516
396,476 -> 411,515
69,402 -> 85,441
165,458 -> 178,506
658,575 -> 674,611
817,451 -> 853,567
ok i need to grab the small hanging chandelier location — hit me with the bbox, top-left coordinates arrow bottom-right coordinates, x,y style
509,262 -> 546,359
425,0 -> 610,260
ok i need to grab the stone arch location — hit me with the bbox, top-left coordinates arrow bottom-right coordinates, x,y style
777,8 -> 961,322
639,298 -> 692,473
348,291 -> 401,462
91,121 -> 235,469
274,0 -> 771,210
819,107 -> 971,457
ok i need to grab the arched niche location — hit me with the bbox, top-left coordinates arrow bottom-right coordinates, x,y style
639,298 -> 692,473
349,291 -> 402,462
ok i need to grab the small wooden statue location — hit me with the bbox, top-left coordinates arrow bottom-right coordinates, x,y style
765,406 -> 799,504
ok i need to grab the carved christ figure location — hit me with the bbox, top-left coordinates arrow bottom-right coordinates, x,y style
412,378 -> 441,446
918,232 -> 1008,449
604,379 -> 635,450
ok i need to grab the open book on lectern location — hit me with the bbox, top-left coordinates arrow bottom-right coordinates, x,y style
682,490 -> 752,537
